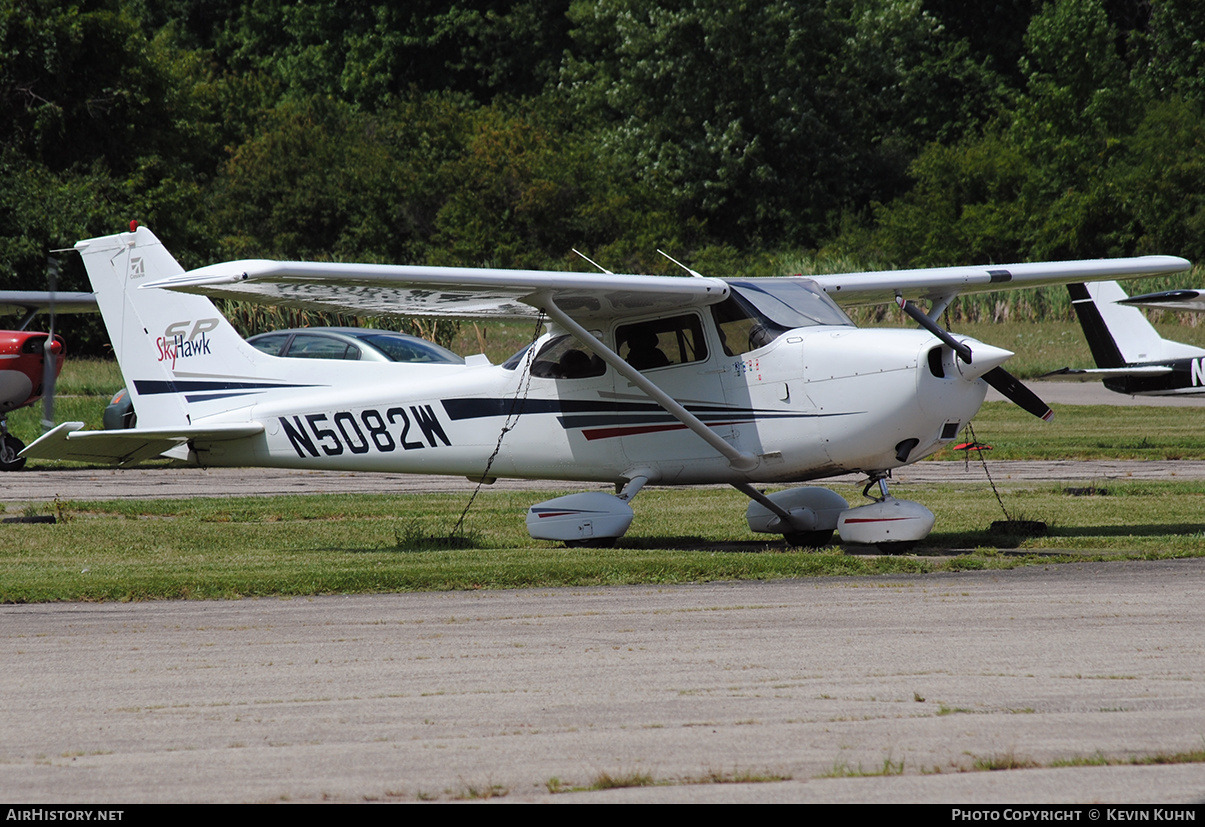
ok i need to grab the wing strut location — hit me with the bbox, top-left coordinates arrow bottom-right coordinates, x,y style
538,296 -> 760,472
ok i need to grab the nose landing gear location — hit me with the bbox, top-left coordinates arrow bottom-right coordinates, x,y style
836,473 -> 934,553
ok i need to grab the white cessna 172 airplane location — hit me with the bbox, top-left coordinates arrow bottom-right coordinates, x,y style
22,225 -> 1190,548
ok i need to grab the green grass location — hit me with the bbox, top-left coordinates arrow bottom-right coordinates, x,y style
588,770 -> 657,790
49,356 -> 124,397
932,400 -> 1205,460
970,752 -> 1040,772
821,753 -> 906,778
3,481 -> 1205,603
6,357 -> 120,439
5,327 -> 1205,604
1050,747 -> 1205,768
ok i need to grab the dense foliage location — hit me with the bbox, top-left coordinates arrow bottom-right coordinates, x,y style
3,0 -> 1203,351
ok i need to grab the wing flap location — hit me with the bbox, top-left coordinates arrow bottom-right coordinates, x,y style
22,421 -> 264,465
145,261 -> 731,321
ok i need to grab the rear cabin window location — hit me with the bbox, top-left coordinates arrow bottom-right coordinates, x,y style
616,314 -> 708,371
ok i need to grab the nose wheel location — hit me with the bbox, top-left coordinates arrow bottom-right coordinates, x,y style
837,472 -> 934,553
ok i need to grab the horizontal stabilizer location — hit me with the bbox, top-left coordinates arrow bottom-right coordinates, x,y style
1041,366 -> 1174,381
1120,289 -> 1205,312
21,421 -> 263,465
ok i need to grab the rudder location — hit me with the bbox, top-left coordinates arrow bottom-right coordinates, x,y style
76,225 -> 268,428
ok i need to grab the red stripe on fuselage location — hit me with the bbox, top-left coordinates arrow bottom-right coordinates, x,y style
581,420 -> 750,441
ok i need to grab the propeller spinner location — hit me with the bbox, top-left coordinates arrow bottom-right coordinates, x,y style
897,295 -> 1053,422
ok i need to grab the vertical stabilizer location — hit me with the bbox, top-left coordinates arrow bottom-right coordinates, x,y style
75,226 -> 267,428
1067,281 -> 1203,366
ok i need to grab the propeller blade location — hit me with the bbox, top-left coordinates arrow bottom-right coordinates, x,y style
984,367 -> 1053,421
41,256 -> 59,430
896,296 -> 972,362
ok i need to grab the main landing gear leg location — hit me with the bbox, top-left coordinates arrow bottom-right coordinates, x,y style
836,472 -> 934,553
738,482 -> 848,547
0,417 -> 26,472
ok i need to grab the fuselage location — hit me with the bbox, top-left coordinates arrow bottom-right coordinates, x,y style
186,319 -> 990,487
0,331 -> 63,414
1101,356 -> 1205,397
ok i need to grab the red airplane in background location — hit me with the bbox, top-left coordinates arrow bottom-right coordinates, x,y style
0,291 -> 97,470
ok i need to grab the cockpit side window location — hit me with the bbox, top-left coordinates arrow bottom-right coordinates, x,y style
530,334 -> 606,379
616,314 -> 708,370
710,294 -> 786,357
501,343 -> 532,370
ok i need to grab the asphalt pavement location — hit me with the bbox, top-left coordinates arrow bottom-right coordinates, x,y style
3,380 -> 1204,803
2,561 -> 1203,804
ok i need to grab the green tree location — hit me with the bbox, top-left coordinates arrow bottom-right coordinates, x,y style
1112,98 -> 1205,261
197,1 -> 572,111
859,0 -> 1148,266
869,136 -> 1031,266
1131,0 -> 1205,104
563,0 -> 999,249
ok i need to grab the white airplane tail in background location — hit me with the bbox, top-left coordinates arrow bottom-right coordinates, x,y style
1068,281 -> 1205,367
76,224 -> 269,428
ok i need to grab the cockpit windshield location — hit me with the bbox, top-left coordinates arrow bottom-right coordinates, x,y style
711,279 -> 852,356
727,279 -> 854,330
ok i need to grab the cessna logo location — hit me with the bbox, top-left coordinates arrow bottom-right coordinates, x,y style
157,318 -> 219,369
129,256 -> 145,279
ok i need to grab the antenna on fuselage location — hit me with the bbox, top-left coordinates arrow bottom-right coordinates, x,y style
657,249 -> 704,278
572,249 -> 613,275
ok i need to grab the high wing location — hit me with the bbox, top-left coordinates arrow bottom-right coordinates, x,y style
806,256 -> 1190,306
0,291 -> 97,314
0,290 -> 96,330
146,256 -> 1191,322
145,260 -> 731,321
